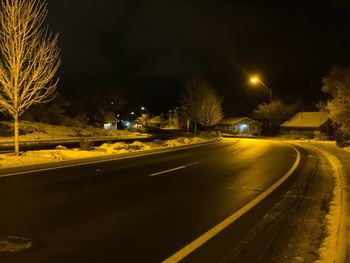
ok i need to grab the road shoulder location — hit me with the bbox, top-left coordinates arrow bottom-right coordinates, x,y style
294,142 -> 350,263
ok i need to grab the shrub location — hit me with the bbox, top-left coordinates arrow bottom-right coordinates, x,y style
334,130 -> 350,148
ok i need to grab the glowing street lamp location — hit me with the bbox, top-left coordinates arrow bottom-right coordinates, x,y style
141,106 -> 150,114
250,77 -> 259,84
250,75 -> 273,135
250,76 -> 272,104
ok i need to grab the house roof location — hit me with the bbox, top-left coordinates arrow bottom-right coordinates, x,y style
104,113 -> 118,122
281,112 -> 329,128
147,116 -> 165,124
217,117 -> 261,125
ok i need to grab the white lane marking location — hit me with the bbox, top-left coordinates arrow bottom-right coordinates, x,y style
185,161 -> 203,167
162,144 -> 301,263
0,141 -> 218,178
150,166 -> 187,176
150,161 -> 203,177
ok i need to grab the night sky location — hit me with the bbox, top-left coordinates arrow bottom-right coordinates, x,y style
47,0 -> 350,116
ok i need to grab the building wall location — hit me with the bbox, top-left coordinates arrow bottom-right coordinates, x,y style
280,127 -> 320,137
166,108 -> 188,129
249,123 -> 262,135
215,122 -> 261,135
214,124 -> 233,132
103,122 -> 118,130
167,109 -> 180,128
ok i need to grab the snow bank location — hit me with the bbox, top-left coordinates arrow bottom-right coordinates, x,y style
93,137 -> 210,154
296,144 -> 347,263
284,137 -> 350,154
0,137 -> 215,169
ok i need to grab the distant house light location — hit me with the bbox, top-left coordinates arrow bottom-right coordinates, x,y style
239,124 -> 248,133
123,121 -> 131,128
104,123 -> 112,130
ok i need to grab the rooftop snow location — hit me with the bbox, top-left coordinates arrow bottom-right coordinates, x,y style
281,112 -> 329,128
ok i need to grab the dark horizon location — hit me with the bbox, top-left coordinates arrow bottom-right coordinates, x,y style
47,0 -> 350,116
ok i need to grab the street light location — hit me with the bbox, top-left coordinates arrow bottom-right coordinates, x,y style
141,106 -> 150,114
250,76 -> 272,104
250,75 -> 273,136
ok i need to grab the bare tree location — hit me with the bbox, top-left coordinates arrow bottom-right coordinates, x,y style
181,76 -> 202,134
182,76 -> 223,133
197,87 -> 223,129
0,0 -> 61,155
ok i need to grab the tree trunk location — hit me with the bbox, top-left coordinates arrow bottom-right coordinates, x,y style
194,122 -> 197,135
14,113 -> 19,156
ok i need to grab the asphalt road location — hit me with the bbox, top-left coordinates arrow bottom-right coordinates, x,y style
0,138 -> 305,263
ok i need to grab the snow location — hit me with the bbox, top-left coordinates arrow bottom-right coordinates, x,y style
285,139 -> 348,263
310,146 -> 347,263
0,137 -> 214,169
0,236 -> 32,253
281,112 -> 329,128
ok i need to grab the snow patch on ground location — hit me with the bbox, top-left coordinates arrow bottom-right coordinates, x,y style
311,146 -> 347,263
0,236 -> 32,253
0,137 -> 214,169
289,141 -> 347,263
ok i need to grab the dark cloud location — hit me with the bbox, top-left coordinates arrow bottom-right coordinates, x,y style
47,0 -> 350,115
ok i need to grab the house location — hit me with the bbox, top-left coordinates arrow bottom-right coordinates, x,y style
165,107 -> 189,130
214,117 -> 262,135
280,111 -> 330,137
146,115 -> 165,128
103,112 -> 119,130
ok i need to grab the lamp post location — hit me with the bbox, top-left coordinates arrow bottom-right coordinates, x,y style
250,76 -> 272,104
116,114 -> 120,130
250,75 -> 273,135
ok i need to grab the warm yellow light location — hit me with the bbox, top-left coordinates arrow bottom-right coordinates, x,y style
250,77 -> 259,84
141,106 -> 145,110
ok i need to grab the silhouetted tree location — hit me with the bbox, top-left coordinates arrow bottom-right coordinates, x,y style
253,99 -> 298,127
71,84 -> 127,126
0,0 -> 61,155
22,93 -> 69,125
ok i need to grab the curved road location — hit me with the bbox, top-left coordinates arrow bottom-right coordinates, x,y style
0,138 -> 305,262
